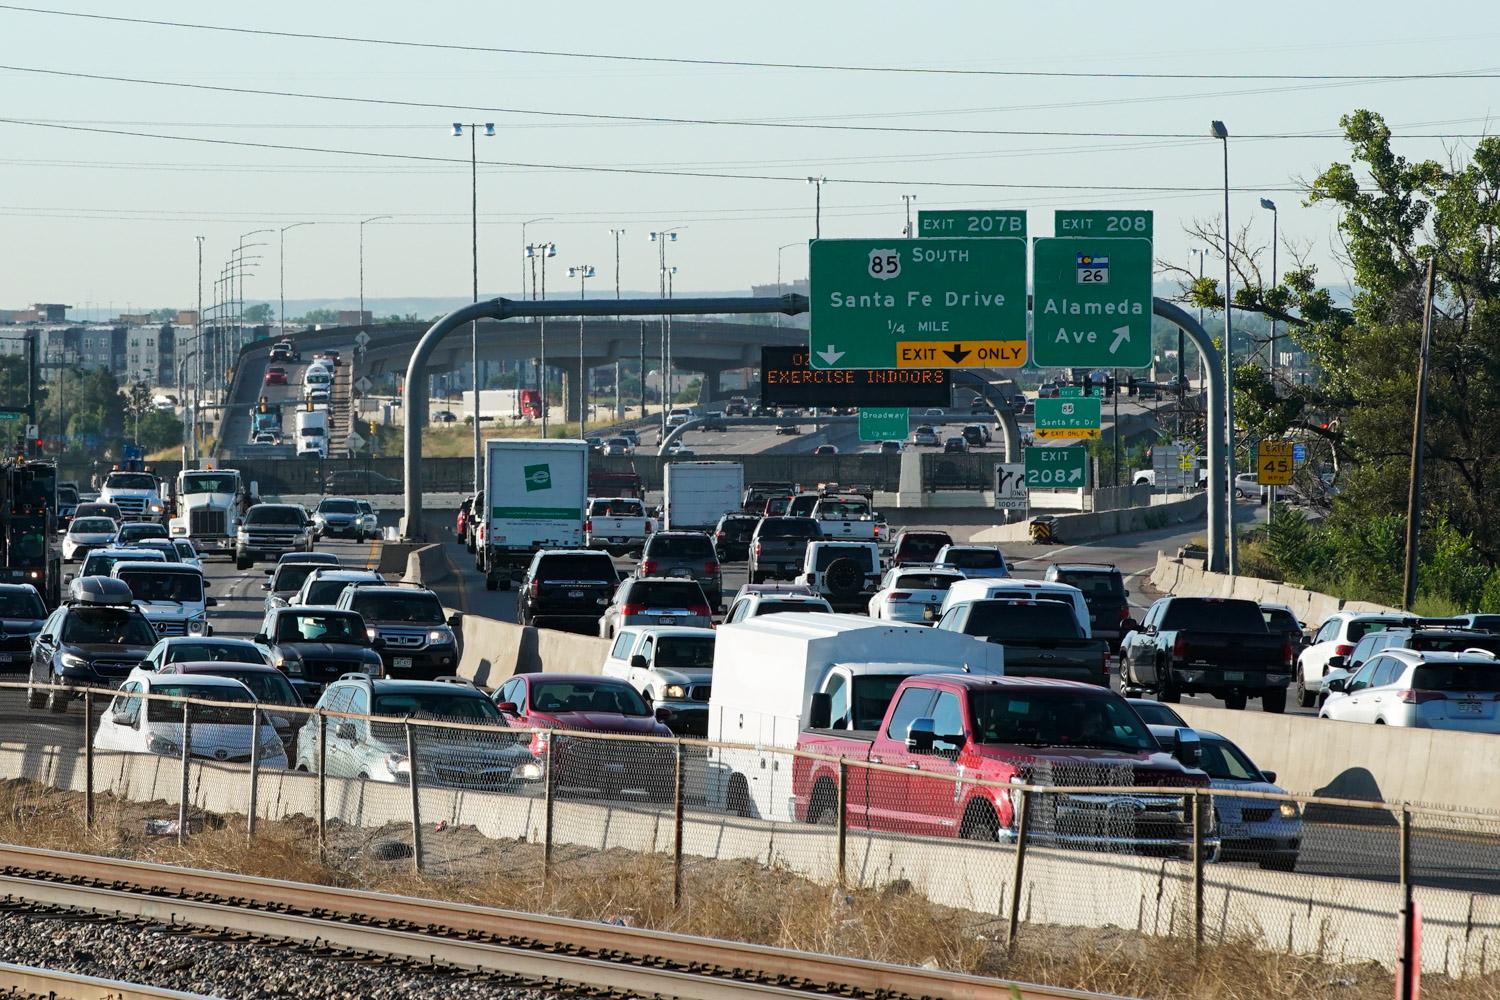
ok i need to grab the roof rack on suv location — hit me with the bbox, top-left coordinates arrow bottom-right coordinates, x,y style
346,579 -> 424,590
431,676 -> 477,687
67,576 -> 135,607
336,672 -> 377,684
1053,561 -> 1119,570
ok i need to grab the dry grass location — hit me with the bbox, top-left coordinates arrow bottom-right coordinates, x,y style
1,778 -> 1490,998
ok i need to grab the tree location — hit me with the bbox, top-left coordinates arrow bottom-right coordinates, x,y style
136,409 -> 182,452
243,303 -> 273,323
38,368 -> 124,446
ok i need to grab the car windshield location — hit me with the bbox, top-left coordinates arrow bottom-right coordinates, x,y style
756,600 -> 825,615
1263,608 -> 1300,631
818,501 -> 869,518
1129,701 -> 1186,727
357,502 -> 373,515
350,592 -> 444,624
535,555 -> 617,583
1410,661 -> 1500,692
654,636 -> 715,670
813,546 -> 874,571
246,506 -> 304,526
1158,600 -> 1267,633
591,499 -> 643,516
119,524 -> 168,541
164,642 -> 266,665
62,608 -> 157,646
277,613 -> 365,643
319,500 -> 358,515
765,498 -> 790,516
132,542 -> 180,562
719,519 -> 756,540
787,496 -> 818,517
84,552 -> 162,577
630,581 -> 706,607
199,669 -> 299,706
530,681 -> 650,716
960,601 -> 1080,639
1347,618 -> 1405,643
1197,738 -> 1262,781
301,426 -> 326,438
117,570 -> 203,604
105,473 -> 155,490
0,590 -> 44,619
944,548 -> 1004,569
72,518 -> 116,534
894,573 -> 958,591
58,486 -> 78,504
273,563 -> 322,593
373,692 -> 504,724
180,473 -> 238,495
173,541 -> 195,559
969,689 -> 1157,752
1056,572 -> 1124,598
305,577 -> 373,606
648,535 -> 714,559
758,518 -> 819,539
146,682 -> 257,723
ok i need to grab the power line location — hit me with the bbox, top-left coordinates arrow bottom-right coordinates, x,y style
0,64 -> 1493,140
4,4 -> 1499,81
0,117 -> 1308,192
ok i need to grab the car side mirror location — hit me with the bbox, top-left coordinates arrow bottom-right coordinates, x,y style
260,581 -> 270,590
37,634 -> 52,644
447,612 -> 464,629
263,568 -> 274,575
205,597 -> 217,608
807,692 -> 832,730
906,717 -> 937,753
1121,618 -> 1139,634
629,654 -> 649,669
111,707 -> 135,725
1260,770 -> 1278,785
63,574 -> 73,584
252,633 -> 268,645
1325,671 -> 1348,693
335,721 -> 356,741
1144,624 -> 1158,635
495,701 -> 518,715
1172,728 -> 1201,768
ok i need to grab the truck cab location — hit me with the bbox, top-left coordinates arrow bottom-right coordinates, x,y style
169,465 -> 249,559
98,469 -> 166,524
295,409 -> 328,459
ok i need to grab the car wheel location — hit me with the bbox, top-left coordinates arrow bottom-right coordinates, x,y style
26,683 -> 45,710
1259,857 -> 1297,873
960,802 -> 1000,841
1261,688 -> 1287,714
236,553 -> 252,570
1295,676 -> 1316,709
1223,691 -> 1248,711
47,686 -> 69,714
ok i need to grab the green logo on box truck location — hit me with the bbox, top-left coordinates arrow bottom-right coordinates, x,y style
523,464 -> 552,492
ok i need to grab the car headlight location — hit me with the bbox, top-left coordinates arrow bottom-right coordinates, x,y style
59,652 -> 89,670
279,653 -> 302,676
514,761 -> 543,782
381,752 -> 410,780
257,736 -> 282,758
170,525 -> 186,535
149,503 -> 164,513
356,658 -> 381,677
186,616 -> 208,635
366,626 -> 379,642
147,734 -> 180,756
1278,801 -> 1300,820
426,627 -> 453,645
663,684 -> 687,699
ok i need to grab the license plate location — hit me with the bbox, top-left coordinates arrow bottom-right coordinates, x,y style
1219,821 -> 1248,838
393,656 -> 413,670
613,537 -> 627,543
659,617 -> 676,626
568,590 -> 584,598
1223,671 -> 1244,682
0,653 -> 13,663
1458,699 -> 1482,715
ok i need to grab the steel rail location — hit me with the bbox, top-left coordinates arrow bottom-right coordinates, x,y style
0,961 -> 215,999
0,843 -> 1119,1000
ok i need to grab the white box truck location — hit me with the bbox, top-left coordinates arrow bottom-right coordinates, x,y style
295,408 -> 328,459
482,438 -> 589,592
704,613 -> 1003,821
663,460 -> 743,532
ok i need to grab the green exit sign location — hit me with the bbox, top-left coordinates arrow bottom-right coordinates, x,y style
1024,446 -> 1089,488
916,209 -> 1027,239
1034,396 -> 1101,440
858,406 -> 909,442
0,411 -> 25,422
1053,209 -> 1154,238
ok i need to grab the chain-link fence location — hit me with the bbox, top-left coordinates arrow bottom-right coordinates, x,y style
2,678 -> 1494,987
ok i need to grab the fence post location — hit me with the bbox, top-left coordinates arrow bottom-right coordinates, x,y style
1006,788 -> 1031,948
405,722 -> 423,873
1191,789 -> 1205,954
316,710 -> 327,857
671,739 -> 685,908
836,758 -> 848,888
83,689 -> 95,831
1397,804 -> 1417,1000
541,734 -> 555,887
247,705 -> 259,840
177,700 -> 191,847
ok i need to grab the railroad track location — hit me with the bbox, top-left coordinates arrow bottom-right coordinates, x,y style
0,961 -> 214,999
0,843 -> 1117,1000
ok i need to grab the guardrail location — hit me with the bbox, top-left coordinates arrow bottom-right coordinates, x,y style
2,679 -> 1496,987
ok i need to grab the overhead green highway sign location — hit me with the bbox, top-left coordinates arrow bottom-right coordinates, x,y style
857,407 -> 909,442
916,210 -> 1027,239
808,238 -> 1027,370
1031,237 -> 1154,369
1034,396 -> 1102,440
1053,210 -> 1154,238
1024,446 -> 1089,488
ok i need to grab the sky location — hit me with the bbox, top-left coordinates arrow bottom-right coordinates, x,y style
1,0 -> 1496,318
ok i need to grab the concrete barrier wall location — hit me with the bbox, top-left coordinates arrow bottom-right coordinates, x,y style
3,739 -> 1496,975
973,491 -> 1206,545
453,612 -> 610,689
1149,553 -> 1387,626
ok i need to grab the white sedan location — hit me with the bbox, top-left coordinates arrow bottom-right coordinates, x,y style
94,671 -> 288,768
62,516 -> 119,562
172,538 -> 203,570
1320,649 -> 1500,732
867,565 -> 966,624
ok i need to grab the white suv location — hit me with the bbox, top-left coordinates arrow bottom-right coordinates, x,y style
800,541 -> 882,611
1295,610 -> 1411,708
600,625 -> 716,736
722,590 -> 833,623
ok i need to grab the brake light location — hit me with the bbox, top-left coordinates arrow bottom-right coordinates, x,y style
1102,649 -> 1111,679
1397,690 -> 1446,704
644,521 -> 652,534
585,518 -> 592,532
620,602 -> 646,616
1334,644 -> 1354,658
1282,640 -> 1295,669
873,524 -> 882,537
641,559 -> 658,575
530,578 -> 540,598
688,603 -> 712,616
704,561 -> 719,575
753,541 -> 762,556
1172,634 -> 1188,658
890,592 -> 911,600
1119,605 -> 1131,621
715,531 -> 724,539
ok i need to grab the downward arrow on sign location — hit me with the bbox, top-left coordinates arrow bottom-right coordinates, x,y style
943,343 -> 971,364
817,345 -> 845,365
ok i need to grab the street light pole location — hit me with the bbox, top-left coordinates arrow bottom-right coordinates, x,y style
807,177 -> 827,238
194,235 -> 204,462
279,222 -> 314,342
776,242 -> 800,329
902,194 -> 917,237
610,228 -> 625,420
649,229 -> 682,429
521,217 -> 551,415
1212,119 -> 1237,575
453,123 -> 495,492
526,242 -> 558,435
1260,198 -> 1279,373
569,265 -> 595,436
357,216 -> 392,431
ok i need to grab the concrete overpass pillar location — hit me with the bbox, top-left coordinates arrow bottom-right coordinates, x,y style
553,357 -> 585,424
696,364 -> 730,406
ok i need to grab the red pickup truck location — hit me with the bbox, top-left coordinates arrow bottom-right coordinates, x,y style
794,675 -> 1213,854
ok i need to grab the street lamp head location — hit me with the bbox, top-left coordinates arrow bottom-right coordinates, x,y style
1210,121 -> 1229,140
483,123 -> 496,136
451,123 -> 463,137
1259,198 -> 1277,211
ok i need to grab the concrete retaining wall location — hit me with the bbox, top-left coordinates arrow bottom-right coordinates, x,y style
1148,553 -> 1399,625
4,740 -> 1497,975
453,612 -> 611,689
972,491 -> 1206,545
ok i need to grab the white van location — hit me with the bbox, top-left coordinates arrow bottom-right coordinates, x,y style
939,578 -> 1091,637
303,366 -> 332,401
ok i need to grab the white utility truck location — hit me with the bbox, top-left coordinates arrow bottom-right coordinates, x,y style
663,461 -> 743,532
481,438 -> 589,592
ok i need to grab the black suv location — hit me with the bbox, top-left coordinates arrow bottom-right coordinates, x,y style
29,576 -> 156,712
334,584 -> 462,679
748,516 -> 821,583
712,514 -> 759,562
1043,562 -> 1131,651
640,531 -> 722,610
0,583 -> 47,672
252,605 -> 385,693
518,549 -> 620,633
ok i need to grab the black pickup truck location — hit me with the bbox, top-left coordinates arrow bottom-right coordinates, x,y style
1119,596 -> 1294,712
935,598 -> 1112,686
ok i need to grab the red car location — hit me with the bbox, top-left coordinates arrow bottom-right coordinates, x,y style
890,529 -> 954,567
492,673 -> 675,799
455,496 -> 472,540
264,366 -> 287,386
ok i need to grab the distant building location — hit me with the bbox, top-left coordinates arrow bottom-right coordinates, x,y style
337,310 -> 373,327
750,279 -> 809,298
176,310 -> 200,326
0,304 -> 70,324
116,313 -> 152,326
